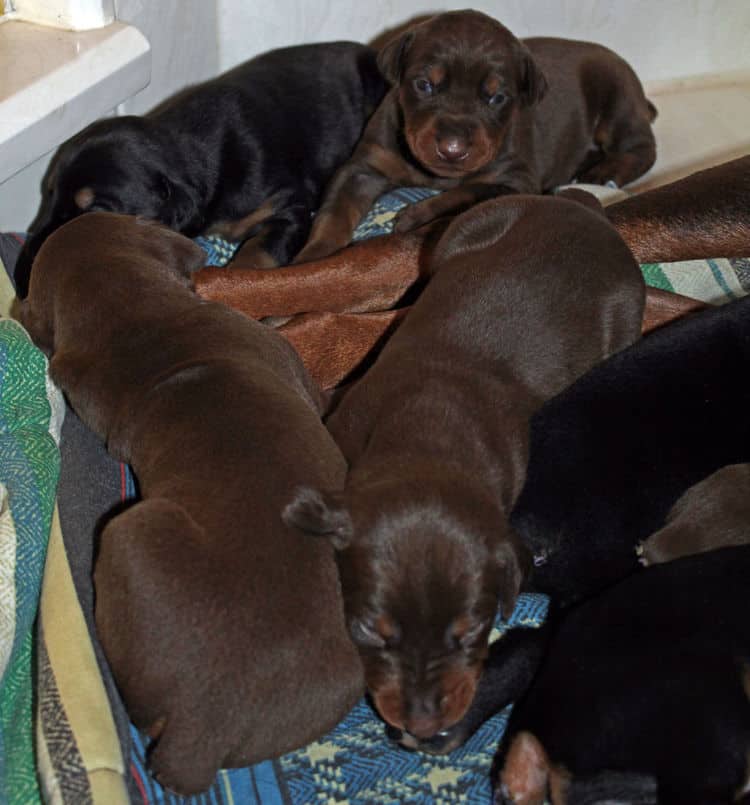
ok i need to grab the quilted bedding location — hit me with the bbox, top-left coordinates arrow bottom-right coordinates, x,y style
0,189 -> 748,805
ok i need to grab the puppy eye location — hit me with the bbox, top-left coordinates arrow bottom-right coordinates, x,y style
350,618 -> 386,649
487,91 -> 507,107
413,77 -> 434,96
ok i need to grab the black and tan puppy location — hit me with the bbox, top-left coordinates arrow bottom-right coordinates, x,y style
14,41 -> 387,297
494,546 -> 750,805
296,9 -> 655,261
284,191 -> 644,743
15,213 -> 362,794
404,292 -> 750,757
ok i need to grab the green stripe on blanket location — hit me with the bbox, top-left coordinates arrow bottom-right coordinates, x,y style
0,319 -> 62,805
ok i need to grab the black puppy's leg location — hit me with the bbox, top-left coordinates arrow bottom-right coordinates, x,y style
395,624 -> 551,754
233,203 -> 314,268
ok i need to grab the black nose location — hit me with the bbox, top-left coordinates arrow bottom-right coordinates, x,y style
436,136 -> 470,162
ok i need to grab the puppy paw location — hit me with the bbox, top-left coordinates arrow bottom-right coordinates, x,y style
394,204 -> 433,233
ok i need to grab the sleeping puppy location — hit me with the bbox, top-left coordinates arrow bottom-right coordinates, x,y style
14,41 -> 387,297
295,9 -> 656,262
402,292 -> 750,756
494,546 -> 750,805
15,212 -> 362,794
284,190 -> 644,743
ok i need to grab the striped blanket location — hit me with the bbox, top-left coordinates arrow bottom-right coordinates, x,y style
0,306 -> 63,804
0,187 -> 748,805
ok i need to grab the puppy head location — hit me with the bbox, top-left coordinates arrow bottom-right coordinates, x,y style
284,482 -> 530,740
377,10 -> 547,179
15,117 -> 201,298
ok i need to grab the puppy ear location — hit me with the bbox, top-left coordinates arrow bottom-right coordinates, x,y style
283,486 -> 353,550
377,31 -> 414,84
495,534 -> 531,621
516,45 -> 548,106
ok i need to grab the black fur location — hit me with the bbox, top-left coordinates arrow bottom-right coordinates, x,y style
494,546 -> 750,805
15,41 -> 387,297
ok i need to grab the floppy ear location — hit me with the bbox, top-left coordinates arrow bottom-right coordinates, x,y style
495,534 -> 532,621
377,30 -> 414,84
516,44 -> 548,106
283,486 -> 353,550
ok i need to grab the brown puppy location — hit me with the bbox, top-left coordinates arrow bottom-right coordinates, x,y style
295,9 -> 655,262
640,463 -> 750,565
283,191 -> 644,742
15,213 -> 362,794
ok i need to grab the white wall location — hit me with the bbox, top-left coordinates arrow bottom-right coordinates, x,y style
0,0 -> 217,231
4,0 -> 749,231
217,0 -> 750,84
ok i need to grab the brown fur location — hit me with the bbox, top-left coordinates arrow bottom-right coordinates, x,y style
606,154 -> 750,262
295,9 -> 655,262
14,213 -> 362,794
284,192 -> 644,740
640,463 -> 750,565
191,156 -> 750,390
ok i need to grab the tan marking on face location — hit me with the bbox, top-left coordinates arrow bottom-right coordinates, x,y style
74,187 -> 95,210
371,684 -> 405,731
450,614 -> 473,642
483,75 -> 501,97
439,664 -> 481,727
376,614 -> 398,641
427,65 -> 445,87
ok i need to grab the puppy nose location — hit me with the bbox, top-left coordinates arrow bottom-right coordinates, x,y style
436,136 -> 469,162
404,702 -> 444,739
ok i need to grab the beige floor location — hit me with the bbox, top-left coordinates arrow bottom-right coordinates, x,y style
630,78 -> 750,191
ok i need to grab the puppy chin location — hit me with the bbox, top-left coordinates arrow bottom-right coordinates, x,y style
370,665 -> 480,742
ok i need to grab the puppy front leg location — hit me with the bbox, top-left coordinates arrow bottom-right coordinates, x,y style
235,203 -> 314,268
394,182 -> 521,233
295,165 -> 392,263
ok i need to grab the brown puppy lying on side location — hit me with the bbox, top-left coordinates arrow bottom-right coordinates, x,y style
284,191 -> 644,742
15,213 -> 362,794
295,8 -> 656,262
